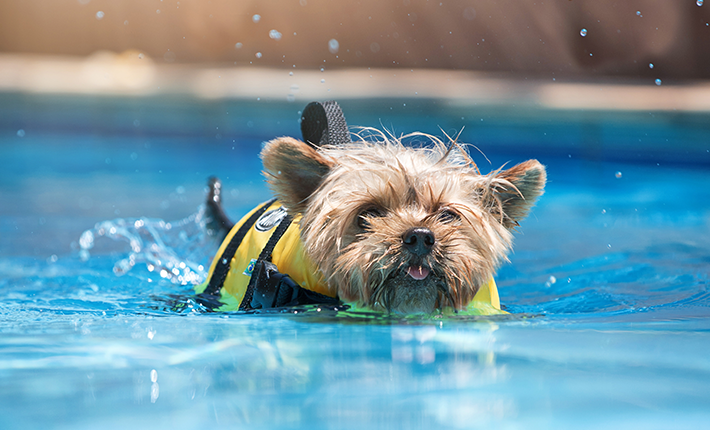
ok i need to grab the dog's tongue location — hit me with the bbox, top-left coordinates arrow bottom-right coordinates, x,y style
407,266 -> 430,280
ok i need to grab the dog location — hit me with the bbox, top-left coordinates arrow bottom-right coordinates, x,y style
196,102 -> 545,315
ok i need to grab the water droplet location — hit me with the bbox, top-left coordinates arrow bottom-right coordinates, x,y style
580,28 -> 587,37
95,11 -> 104,20
289,71 -> 293,76
698,0 -> 704,6
16,129 -> 25,137
252,14 -> 261,23
655,78 -> 662,86
370,42 -> 381,53
328,38 -> 339,54
320,67 -> 325,72
320,79 -> 325,83
615,171 -> 623,179
636,10 -> 642,17
544,275 -> 557,287
235,42 -> 242,49
649,63 -> 654,69
607,244 -> 612,249
156,9 -> 160,14
255,52 -> 262,59
269,29 -> 282,40
601,209 -> 607,214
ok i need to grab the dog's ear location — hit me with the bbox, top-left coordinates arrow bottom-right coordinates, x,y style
490,160 -> 546,228
261,137 -> 335,215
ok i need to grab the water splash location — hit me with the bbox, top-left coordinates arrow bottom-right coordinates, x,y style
78,206 -> 220,285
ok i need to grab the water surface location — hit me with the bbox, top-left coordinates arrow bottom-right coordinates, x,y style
1,94 -> 709,429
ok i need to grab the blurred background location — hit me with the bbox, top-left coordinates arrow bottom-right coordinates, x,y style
1,0 -> 709,76
1,0 -> 709,97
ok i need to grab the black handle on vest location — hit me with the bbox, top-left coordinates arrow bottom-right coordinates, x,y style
301,100 -> 352,148
249,260 -> 341,309
250,261 -> 299,309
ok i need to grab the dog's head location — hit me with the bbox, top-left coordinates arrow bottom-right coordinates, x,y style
261,133 -> 545,314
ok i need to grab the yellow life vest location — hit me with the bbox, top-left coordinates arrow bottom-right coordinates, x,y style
196,200 -> 502,314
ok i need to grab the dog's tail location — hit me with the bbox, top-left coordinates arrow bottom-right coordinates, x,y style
204,176 -> 234,242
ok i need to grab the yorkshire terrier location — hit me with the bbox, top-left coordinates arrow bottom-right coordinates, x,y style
197,101 -> 545,315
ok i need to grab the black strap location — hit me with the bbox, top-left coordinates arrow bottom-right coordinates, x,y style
249,260 -> 341,309
239,214 -> 294,310
300,100 -> 352,148
202,198 -> 276,296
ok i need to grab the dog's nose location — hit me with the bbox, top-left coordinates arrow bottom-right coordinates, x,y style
402,228 -> 435,256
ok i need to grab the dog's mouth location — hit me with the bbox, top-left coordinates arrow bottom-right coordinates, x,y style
366,262 -> 447,314
406,265 -> 430,280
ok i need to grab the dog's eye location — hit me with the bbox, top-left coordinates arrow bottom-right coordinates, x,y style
438,209 -> 461,223
357,208 -> 384,229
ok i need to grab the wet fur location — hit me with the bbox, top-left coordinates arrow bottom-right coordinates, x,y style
261,131 -> 546,314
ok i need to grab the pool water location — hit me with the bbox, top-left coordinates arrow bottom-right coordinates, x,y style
1,93 -> 709,429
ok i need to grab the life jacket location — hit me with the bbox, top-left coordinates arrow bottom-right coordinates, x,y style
196,199 -> 502,314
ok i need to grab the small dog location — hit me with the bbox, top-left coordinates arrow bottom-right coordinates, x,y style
198,104 -> 545,315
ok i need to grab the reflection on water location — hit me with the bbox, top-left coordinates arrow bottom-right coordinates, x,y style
0,312 -> 507,429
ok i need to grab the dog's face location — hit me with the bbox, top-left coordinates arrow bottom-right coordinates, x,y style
261,135 -> 545,314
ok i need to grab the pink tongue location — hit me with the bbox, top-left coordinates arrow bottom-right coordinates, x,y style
407,266 -> 430,280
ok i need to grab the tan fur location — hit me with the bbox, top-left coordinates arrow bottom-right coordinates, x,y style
261,131 -> 546,314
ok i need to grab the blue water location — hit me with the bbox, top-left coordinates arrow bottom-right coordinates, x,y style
1,93 -> 710,429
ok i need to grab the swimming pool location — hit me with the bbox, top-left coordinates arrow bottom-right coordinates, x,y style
1,93 -> 709,429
